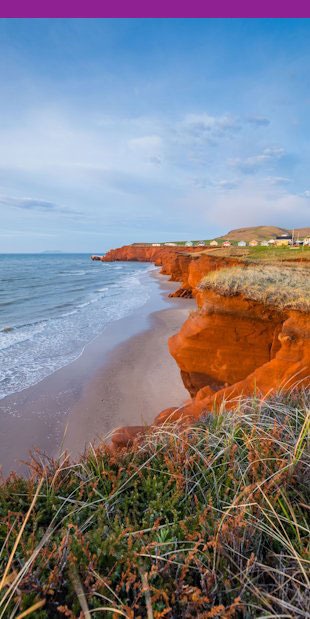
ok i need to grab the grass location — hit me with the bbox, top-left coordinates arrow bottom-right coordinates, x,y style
0,392 -> 310,617
246,245 -> 310,262
199,264 -> 310,312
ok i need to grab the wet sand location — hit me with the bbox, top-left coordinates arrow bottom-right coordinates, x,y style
0,269 -> 194,477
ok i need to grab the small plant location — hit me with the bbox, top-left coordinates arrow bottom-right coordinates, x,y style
0,391 -> 309,617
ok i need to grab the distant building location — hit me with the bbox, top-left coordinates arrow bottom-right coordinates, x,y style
165,242 -> 177,246
238,241 -> 247,247
275,233 -> 292,247
209,240 -> 218,247
223,241 -> 231,247
152,243 -> 160,246
249,240 -> 258,247
260,241 -> 269,246
303,237 -> 310,246
268,239 -> 276,245
198,241 -> 205,246
185,241 -> 193,247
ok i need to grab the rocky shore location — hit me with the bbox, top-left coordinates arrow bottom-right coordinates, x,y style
98,244 -> 310,447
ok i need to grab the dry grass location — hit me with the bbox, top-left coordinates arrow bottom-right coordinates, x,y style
199,265 -> 310,311
0,391 -> 309,617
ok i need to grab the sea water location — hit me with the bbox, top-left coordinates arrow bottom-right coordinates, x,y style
0,254 -> 152,399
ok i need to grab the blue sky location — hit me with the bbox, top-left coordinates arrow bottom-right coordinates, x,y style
0,18 -> 309,252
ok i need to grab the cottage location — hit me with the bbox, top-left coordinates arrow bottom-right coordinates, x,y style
260,241 -> 269,247
223,241 -> 231,247
268,239 -> 276,245
275,234 -> 292,247
198,241 -> 205,246
164,242 -> 177,246
249,240 -> 258,247
185,241 -> 193,247
303,237 -> 310,246
209,240 -> 218,247
152,243 -> 160,246
238,241 -> 247,247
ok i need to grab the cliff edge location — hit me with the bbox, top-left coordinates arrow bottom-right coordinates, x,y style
100,245 -> 310,447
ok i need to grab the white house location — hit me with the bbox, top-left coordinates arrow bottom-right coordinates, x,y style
260,241 -> 269,246
152,243 -> 160,246
165,242 -> 177,246
238,241 -> 247,247
185,241 -> 193,247
303,237 -> 310,246
209,240 -> 218,247
268,239 -> 276,245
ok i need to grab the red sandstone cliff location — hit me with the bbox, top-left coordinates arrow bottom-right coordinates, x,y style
100,245 -> 309,447
101,245 -> 241,297
157,291 -> 310,424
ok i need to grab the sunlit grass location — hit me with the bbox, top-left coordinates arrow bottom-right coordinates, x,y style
199,265 -> 310,311
0,391 -> 309,617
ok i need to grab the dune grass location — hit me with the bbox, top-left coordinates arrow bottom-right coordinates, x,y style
0,391 -> 309,617
199,265 -> 310,312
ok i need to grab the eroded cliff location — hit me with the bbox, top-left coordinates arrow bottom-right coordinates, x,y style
101,244 -> 310,447
157,290 -> 310,425
101,244 -> 241,297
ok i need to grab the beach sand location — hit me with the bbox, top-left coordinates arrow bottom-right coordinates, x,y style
63,304 -> 192,460
0,269 -> 194,477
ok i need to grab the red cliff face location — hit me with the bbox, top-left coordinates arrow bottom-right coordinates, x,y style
102,245 -> 241,297
155,293 -> 310,426
99,245 -> 310,447
168,290 -> 285,398
103,245 -> 206,296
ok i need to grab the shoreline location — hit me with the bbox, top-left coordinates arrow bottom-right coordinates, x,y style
0,268 -> 194,477
63,303 -> 193,461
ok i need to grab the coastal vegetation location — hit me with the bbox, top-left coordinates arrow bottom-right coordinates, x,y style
244,245 -> 310,261
1,392 -> 309,618
199,265 -> 310,311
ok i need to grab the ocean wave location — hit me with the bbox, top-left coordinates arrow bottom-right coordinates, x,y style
0,321 -> 47,352
59,270 -> 89,276
0,259 -> 151,399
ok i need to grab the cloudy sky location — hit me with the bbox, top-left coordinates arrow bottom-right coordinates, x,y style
0,18 -> 309,252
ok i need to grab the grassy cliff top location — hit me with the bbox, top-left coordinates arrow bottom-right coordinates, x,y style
197,244 -> 310,262
0,392 -> 309,617
199,264 -> 310,311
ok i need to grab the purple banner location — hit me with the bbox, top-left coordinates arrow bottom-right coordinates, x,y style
1,2 -> 310,18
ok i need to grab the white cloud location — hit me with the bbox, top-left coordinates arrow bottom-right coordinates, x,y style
231,147 -> 286,173
205,180 -> 309,229
183,112 -> 238,132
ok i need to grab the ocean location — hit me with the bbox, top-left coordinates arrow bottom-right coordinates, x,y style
0,254 -> 152,399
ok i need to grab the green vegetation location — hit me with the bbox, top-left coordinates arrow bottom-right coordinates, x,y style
246,245 -> 310,261
1,392 -> 310,617
199,265 -> 310,311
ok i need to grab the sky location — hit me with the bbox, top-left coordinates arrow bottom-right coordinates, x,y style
0,18 -> 309,252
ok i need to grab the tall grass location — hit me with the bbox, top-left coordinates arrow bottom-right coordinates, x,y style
0,391 -> 309,617
199,265 -> 310,311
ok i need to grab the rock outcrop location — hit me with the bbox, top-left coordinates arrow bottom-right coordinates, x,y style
163,289 -> 310,424
100,244 -> 310,447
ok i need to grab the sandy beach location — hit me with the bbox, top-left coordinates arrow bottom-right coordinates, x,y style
0,269 -> 194,477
